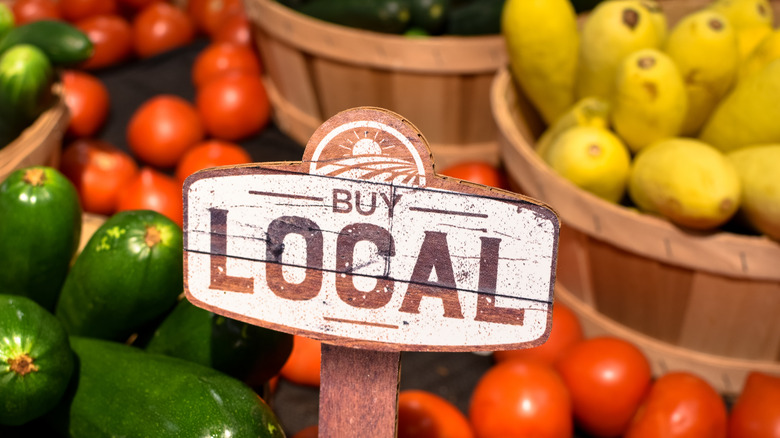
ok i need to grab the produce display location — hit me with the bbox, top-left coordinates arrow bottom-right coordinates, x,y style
0,1 -> 288,435
0,169 -> 290,435
1,0 -> 780,436
503,0 -> 780,239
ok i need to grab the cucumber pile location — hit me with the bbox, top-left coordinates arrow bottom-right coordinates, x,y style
280,0 -> 506,36
0,166 -> 290,436
0,4 -> 93,149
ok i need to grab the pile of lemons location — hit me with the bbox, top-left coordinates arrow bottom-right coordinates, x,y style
502,0 -> 779,240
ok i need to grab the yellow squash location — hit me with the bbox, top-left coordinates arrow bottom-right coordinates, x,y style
502,0 -> 579,125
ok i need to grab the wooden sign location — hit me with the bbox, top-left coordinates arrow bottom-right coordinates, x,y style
183,107 -> 559,436
184,107 -> 559,352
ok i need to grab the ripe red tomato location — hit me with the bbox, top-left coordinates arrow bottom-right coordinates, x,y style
291,426 -> 318,438
11,0 -> 60,24
266,375 -> 280,395
214,12 -> 253,47
59,0 -> 117,23
191,42 -> 262,88
729,372 -> 780,438
291,424 -> 320,438
625,371 -> 727,438
494,301 -> 583,366
279,335 -> 321,387
132,2 -> 195,58
127,94 -> 204,168
75,14 -> 134,70
116,167 -> 183,226
187,0 -> 243,37
62,69 -> 110,138
398,390 -> 474,438
59,139 -> 138,215
196,72 -> 271,141
175,140 -> 252,183
555,336 -> 652,437
469,360 -> 572,438
439,161 -> 510,190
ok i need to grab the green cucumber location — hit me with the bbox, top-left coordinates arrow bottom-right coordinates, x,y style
0,294 -> 74,426
410,0 -> 449,35
298,0 -> 412,34
145,299 -> 293,386
0,44 -> 53,142
51,337 -> 285,438
0,167 -> 82,311
55,210 -> 183,342
0,20 -> 93,66
445,0 -> 504,35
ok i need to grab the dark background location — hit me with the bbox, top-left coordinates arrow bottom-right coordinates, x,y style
93,37 -> 498,437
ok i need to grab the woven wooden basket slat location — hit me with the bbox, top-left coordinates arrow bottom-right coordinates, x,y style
0,85 -> 69,182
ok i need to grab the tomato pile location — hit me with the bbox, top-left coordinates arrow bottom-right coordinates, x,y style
25,0 -> 267,226
280,298 -> 780,438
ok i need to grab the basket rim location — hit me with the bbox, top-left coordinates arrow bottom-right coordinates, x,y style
0,83 -> 69,181
245,0 -> 507,74
492,67 -> 780,282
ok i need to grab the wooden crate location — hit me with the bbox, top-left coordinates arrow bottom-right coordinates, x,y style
493,0 -> 780,395
0,83 -> 69,182
242,0 -> 507,170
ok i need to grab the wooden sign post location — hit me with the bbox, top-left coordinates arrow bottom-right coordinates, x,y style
183,107 -> 559,437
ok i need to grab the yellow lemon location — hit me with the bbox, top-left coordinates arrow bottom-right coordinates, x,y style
629,138 -> 741,230
727,144 -> 780,240
542,125 -> 631,203
611,48 -> 688,153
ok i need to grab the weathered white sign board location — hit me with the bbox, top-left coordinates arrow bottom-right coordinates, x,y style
183,107 -> 559,353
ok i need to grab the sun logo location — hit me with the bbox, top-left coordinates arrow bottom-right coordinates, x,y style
308,120 -> 427,187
